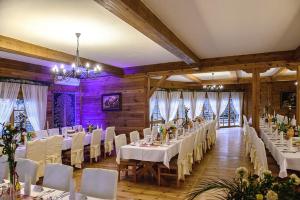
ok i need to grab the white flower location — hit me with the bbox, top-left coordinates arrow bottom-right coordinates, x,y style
242,178 -> 249,187
235,167 -> 248,178
266,190 -> 278,200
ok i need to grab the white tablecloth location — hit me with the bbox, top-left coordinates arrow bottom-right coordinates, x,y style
15,134 -> 92,158
115,128 -> 202,168
260,124 -> 300,178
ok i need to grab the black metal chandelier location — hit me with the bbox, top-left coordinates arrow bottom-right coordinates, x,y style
51,33 -> 102,81
202,73 -> 224,91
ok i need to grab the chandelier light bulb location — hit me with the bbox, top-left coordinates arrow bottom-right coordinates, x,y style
60,64 -> 64,69
295,82 -> 298,86
63,69 -> 66,74
71,63 -> 76,68
86,63 -> 90,68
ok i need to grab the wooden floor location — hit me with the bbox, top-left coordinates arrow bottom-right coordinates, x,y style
72,127 -> 255,200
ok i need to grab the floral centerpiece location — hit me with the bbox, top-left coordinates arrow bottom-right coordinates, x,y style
194,116 -> 205,124
0,123 -> 22,197
186,167 -> 300,200
87,121 -> 96,133
182,106 -> 193,129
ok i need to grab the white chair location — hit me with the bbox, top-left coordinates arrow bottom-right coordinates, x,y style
35,130 -> 48,139
104,127 -> 115,158
143,128 -> 151,139
80,168 -> 118,200
26,139 -> 46,178
0,155 -> 8,180
43,164 -> 73,192
16,158 -> 38,184
70,132 -> 85,168
158,135 -> 189,187
129,131 -> 140,143
61,127 -> 73,137
256,139 -> 268,176
47,128 -> 60,136
115,134 -> 140,182
45,135 -> 63,164
72,125 -> 83,132
90,129 -> 102,163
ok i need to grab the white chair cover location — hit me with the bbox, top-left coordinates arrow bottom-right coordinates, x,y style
35,130 -> 48,139
177,136 -> 189,180
26,139 -> 46,178
105,127 -> 115,155
61,127 -> 73,137
90,129 -> 102,162
72,125 -> 83,132
80,168 -> 118,200
43,163 -> 73,192
45,135 -> 63,164
115,134 -> 127,162
71,132 -> 85,168
16,158 -> 38,184
143,128 -> 151,139
47,128 -> 60,136
129,131 -> 140,143
0,155 -> 8,180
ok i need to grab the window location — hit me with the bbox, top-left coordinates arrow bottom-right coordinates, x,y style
13,99 -> 34,132
151,97 -> 162,121
202,98 -> 214,120
219,97 -> 239,127
177,98 -> 185,119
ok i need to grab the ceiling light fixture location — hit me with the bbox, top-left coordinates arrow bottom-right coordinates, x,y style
51,33 -> 102,81
202,73 -> 224,91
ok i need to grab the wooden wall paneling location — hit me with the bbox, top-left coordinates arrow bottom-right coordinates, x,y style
80,76 -> 147,135
297,66 -> 300,125
252,69 -> 260,133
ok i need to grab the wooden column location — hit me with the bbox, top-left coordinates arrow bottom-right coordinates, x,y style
296,66 -> 300,125
144,76 -> 150,128
252,69 -> 261,132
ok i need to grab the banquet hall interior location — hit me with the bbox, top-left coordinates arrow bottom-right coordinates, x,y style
0,0 -> 300,199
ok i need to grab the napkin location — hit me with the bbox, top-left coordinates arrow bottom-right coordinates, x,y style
69,178 -> 75,200
24,174 -> 31,196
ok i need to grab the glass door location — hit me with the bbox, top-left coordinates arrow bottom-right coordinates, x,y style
219,97 -> 239,127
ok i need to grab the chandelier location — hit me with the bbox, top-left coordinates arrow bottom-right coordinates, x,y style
51,33 -> 102,81
202,73 -> 224,91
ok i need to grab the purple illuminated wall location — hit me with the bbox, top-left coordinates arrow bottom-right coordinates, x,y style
80,76 -> 148,135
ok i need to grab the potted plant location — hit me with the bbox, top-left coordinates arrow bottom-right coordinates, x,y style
186,167 -> 300,200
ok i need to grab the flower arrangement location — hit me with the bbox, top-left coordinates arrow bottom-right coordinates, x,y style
194,116 -> 205,123
0,123 -> 22,195
182,106 -> 193,129
186,167 -> 300,200
87,121 -> 96,133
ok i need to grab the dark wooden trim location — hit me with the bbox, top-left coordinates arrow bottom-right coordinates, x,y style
94,0 -> 200,64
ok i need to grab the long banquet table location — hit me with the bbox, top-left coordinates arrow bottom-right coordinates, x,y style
259,123 -> 300,178
15,132 -> 105,158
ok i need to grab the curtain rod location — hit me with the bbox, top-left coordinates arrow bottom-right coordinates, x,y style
0,77 -> 50,86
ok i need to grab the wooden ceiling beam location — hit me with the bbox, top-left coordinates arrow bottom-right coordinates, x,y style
0,35 -> 123,76
230,71 -> 238,81
149,75 -> 170,97
271,67 -> 286,80
124,50 -> 298,76
94,0 -> 200,64
183,74 -> 202,83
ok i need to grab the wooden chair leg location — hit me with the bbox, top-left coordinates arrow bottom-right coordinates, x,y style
158,167 -> 161,186
133,166 -> 137,183
117,165 -> 121,182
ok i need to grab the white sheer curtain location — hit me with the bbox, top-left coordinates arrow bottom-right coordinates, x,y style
193,92 -> 206,118
149,91 -> 157,118
0,82 -> 20,127
182,91 -> 193,119
219,92 -> 230,117
231,92 -> 244,126
168,91 -> 181,121
157,91 -> 169,121
22,85 -> 48,131
207,92 -> 218,118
